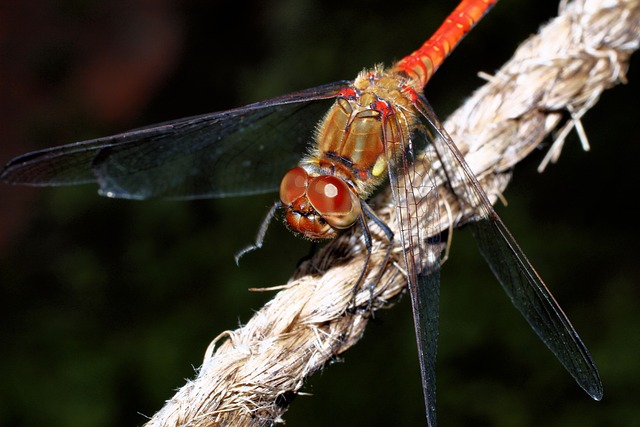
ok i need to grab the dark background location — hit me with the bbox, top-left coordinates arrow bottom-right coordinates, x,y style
1,0 -> 638,426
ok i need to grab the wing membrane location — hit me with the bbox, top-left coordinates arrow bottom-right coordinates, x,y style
412,95 -> 603,400
1,82 -> 349,199
385,105 -> 445,426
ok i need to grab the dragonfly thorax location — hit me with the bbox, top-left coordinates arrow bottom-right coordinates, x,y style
278,72 -> 420,241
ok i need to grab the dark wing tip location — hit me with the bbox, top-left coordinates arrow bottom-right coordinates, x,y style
1,139 -> 112,187
1,152 -> 54,185
586,378 -> 604,401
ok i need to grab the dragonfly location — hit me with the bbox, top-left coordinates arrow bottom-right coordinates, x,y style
1,0 -> 602,424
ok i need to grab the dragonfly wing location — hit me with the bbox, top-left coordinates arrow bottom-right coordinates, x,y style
385,109 -> 445,426
468,212 -> 603,399
410,260 -> 441,427
411,95 -> 603,400
1,81 -> 349,199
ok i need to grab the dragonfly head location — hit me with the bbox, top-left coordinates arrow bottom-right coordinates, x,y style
279,166 -> 362,240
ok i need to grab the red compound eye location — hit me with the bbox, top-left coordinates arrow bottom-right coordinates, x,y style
280,167 -> 309,205
307,175 -> 361,229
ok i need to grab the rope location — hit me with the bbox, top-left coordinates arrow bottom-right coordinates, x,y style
144,1 -> 639,425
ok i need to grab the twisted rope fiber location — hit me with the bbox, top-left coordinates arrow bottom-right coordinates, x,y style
145,1 -> 639,425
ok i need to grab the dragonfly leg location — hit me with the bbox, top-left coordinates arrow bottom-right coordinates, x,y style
234,201 -> 281,264
349,201 -> 395,313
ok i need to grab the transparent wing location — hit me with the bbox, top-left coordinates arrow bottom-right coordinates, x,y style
411,266 -> 441,427
412,95 -> 603,401
1,82 -> 349,199
385,107 -> 446,426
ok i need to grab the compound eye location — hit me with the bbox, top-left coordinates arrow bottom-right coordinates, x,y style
307,176 -> 361,229
280,167 -> 309,205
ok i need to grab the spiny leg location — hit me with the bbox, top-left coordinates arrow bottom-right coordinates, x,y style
234,201 -> 281,264
350,201 -> 395,313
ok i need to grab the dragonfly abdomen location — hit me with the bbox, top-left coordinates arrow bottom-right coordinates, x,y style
394,0 -> 497,87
